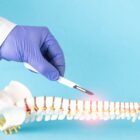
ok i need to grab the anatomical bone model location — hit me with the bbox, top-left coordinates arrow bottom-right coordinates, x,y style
0,81 -> 140,135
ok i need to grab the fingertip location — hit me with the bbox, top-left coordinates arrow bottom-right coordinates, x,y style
57,66 -> 65,77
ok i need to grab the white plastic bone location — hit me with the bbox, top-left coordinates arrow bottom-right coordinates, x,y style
1,81 -> 140,133
110,102 -> 115,120
0,106 -> 26,130
4,81 -> 32,103
0,81 -> 31,131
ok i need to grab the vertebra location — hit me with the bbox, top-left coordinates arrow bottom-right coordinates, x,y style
16,96 -> 140,123
0,81 -> 140,135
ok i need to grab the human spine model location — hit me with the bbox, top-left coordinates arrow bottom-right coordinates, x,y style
0,81 -> 140,135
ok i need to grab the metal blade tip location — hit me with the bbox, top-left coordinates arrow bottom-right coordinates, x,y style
85,90 -> 94,95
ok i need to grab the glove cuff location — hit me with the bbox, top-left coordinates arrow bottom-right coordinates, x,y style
0,17 -> 16,47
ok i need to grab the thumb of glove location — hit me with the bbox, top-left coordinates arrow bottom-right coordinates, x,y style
27,50 -> 59,81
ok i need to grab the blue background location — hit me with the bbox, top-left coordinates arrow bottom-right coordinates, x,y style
0,0 -> 140,139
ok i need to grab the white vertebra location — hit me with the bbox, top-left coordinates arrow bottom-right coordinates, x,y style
0,81 -> 140,134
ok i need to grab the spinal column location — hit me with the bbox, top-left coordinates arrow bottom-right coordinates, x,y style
16,96 -> 140,123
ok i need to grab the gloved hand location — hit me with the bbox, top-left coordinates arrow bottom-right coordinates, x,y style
0,26 -> 65,80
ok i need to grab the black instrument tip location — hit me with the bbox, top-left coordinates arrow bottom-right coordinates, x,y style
85,90 -> 94,95
73,85 -> 94,96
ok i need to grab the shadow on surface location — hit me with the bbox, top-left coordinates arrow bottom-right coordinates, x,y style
20,120 -> 140,134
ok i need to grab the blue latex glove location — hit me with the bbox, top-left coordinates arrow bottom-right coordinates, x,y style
0,26 -> 65,80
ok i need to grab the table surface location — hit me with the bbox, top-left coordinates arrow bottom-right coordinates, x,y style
0,0 -> 140,140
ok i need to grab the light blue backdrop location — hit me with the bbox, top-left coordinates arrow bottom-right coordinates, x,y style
0,0 -> 140,139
